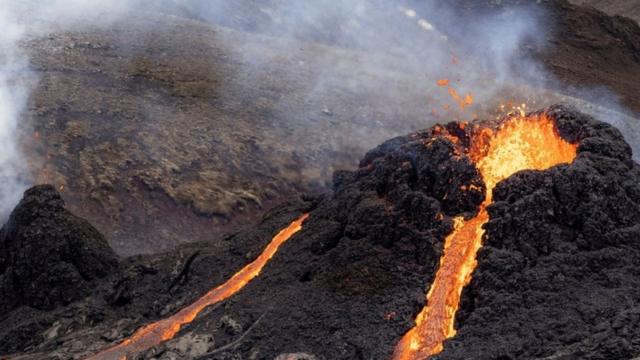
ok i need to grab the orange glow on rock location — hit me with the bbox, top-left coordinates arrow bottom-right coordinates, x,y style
87,213 -> 309,360
392,113 -> 577,360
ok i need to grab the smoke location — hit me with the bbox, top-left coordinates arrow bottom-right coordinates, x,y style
172,0 -> 558,121
0,0 -> 637,219
0,1 -> 30,218
0,0 -> 135,218
173,0 -> 638,153
160,0 -> 550,150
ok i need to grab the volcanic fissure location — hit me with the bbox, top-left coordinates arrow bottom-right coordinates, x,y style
392,112 -> 578,360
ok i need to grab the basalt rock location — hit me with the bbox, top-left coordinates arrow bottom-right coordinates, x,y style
0,185 -> 118,314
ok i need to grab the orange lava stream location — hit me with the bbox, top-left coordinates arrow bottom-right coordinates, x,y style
87,213 -> 309,360
392,113 -> 577,360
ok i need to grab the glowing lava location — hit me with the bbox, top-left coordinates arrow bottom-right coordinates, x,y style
87,213 -> 309,360
392,113 -> 577,360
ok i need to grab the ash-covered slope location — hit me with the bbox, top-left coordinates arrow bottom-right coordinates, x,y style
23,11 -> 434,256
2,106 -> 640,360
21,0 -> 640,258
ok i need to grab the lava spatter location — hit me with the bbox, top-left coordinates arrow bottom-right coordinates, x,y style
393,113 -> 577,360
87,213 -> 309,360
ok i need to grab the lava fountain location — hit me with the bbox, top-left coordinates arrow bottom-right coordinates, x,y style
392,113 -> 577,360
87,213 -> 309,360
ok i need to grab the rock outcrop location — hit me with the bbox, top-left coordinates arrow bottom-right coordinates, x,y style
0,185 -> 118,314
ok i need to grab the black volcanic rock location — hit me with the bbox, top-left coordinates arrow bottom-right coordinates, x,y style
0,185 -> 118,314
2,106 -> 640,360
164,122 -> 487,359
438,107 -> 640,359
175,106 -> 640,360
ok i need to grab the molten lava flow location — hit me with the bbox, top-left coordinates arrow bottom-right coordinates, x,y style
87,213 -> 309,360
392,113 -> 577,360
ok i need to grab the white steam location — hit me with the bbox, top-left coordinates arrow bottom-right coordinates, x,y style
176,0 -> 638,153
0,1 -> 29,218
0,0 -> 135,218
0,0 -> 637,219
183,0 -> 551,108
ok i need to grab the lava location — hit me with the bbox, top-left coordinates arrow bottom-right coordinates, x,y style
447,87 -> 474,110
87,213 -> 309,360
392,113 -> 577,360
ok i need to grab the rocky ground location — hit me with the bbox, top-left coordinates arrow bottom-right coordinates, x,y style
2,106 -> 640,360
18,0 -> 640,255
